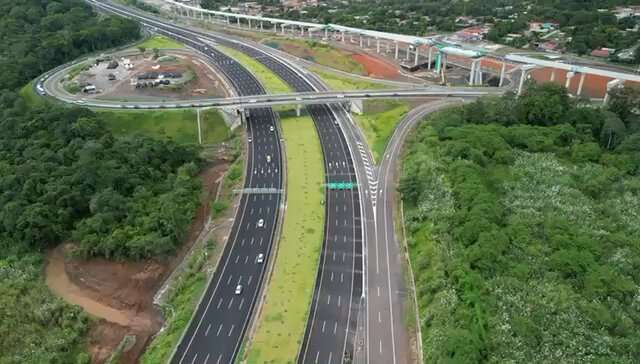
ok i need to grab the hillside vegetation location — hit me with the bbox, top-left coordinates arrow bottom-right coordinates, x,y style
401,84 -> 640,363
0,1 -> 204,363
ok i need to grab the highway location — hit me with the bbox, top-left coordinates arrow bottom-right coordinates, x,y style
85,1 -> 364,363
85,1 -> 285,364
215,32 -> 365,364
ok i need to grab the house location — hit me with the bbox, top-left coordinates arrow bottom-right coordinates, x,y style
591,48 -> 615,57
614,6 -> 640,19
528,21 -> 558,33
455,26 -> 491,41
537,41 -> 561,52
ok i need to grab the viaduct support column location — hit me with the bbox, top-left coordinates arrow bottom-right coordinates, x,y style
603,79 -> 623,105
325,28 -> 328,40
577,73 -> 586,97
550,70 -> 556,82
342,31 -> 345,43
469,59 -> 478,85
517,65 -> 537,96
359,35 -> 363,48
565,71 -> 575,89
498,62 -> 506,87
414,46 -> 420,66
394,42 -> 399,59
376,38 -> 380,53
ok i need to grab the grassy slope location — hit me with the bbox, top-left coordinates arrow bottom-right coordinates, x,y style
310,67 -> 390,91
245,113 -> 324,364
354,100 -> 410,162
217,45 -> 292,94
137,35 -> 185,49
99,108 -> 229,145
263,37 -> 366,75
139,245 -> 210,364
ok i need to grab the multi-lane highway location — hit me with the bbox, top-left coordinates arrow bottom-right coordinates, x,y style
85,1 -> 285,363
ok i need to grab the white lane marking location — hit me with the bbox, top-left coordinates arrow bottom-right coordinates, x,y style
216,324 -> 223,336
247,275 -> 253,285
378,311 -> 381,323
379,340 -> 383,353
315,351 -> 320,364
205,323 -> 212,336
322,320 -> 326,333
328,351 -> 333,364
228,324 -> 235,337
239,298 -> 245,310
216,354 -> 222,364
228,297 -> 234,309
217,298 -> 223,309
327,295 -> 331,305
203,353 -> 210,364
226,275 -> 232,285
333,321 -> 338,334
337,296 -> 341,307
190,353 -> 198,364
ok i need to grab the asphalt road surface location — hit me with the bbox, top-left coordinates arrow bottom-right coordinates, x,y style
86,2 -> 284,363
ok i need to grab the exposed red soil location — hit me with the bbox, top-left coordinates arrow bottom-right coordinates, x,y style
45,159 -> 231,364
352,53 -> 401,79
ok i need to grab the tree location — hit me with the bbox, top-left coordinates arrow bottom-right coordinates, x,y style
152,47 -> 160,59
600,111 -> 627,150
137,45 -> 146,54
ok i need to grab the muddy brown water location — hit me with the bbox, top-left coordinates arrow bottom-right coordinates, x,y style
45,246 -> 136,327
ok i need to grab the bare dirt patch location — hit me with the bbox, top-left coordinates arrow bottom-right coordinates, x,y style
45,156 -> 232,364
352,53 -> 400,79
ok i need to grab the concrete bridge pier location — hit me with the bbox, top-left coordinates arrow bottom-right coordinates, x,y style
350,99 -> 364,115
517,65 -> 537,96
550,70 -> 555,82
376,38 -> 380,53
220,107 -> 243,129
427,47 -> 433,70
603,79 -> 624,105
359,35 -> 363,48
414,46 -> 420,66
498,62 -> 506,87
296,104 -> 303,117
394,42 -> 399,59
576,72 -> 586,97
565,71 -> 575,89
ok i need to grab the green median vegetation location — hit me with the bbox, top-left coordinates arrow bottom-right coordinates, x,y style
217,45 -> 292,94
244,109 -> 324,364
354,99 -> 410,162
309,66 -> 390,91
400,84 -> 640,363
99,108 -> 230,145
137,35 -> 185,50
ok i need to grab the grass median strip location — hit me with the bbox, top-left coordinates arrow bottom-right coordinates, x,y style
99,108 -> 230,145
353,99 -> 410,162
217,45 -> 292,94
244,111 -> 324,364
137,35 -> 185,49
309,66 -> 390,91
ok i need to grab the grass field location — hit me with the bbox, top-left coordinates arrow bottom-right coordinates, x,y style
354,100 -> 410,162
100,108 -> 230,145
244,111 -> 324,364
137,35 -> 185,49
263,38 -> 366,75
19,81 -> 46,107
217,45 -> 292,94
310,67 -> 391,91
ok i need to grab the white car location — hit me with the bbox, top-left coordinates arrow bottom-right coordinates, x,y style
257,218 -> 264,228
235,284 -> 243,295
248,137 -> 252,143
256,253 -> 264,264
269,125 -> 275,132
266,155 -> 271,163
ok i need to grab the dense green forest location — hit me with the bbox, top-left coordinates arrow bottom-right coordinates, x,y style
400,84 -> 640,363
0,1 -> 202,363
